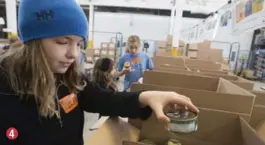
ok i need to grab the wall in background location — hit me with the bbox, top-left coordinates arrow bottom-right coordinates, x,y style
211,17 -> 253,70
93,11 -> 202,48
92,11 -> 254,64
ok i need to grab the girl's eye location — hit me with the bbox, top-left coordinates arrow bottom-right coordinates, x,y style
56,41 -> 68,45
78,41 -> 85,47
56,39 -> 68,45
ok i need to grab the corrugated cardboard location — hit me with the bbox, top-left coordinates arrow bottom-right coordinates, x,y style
250,91 -> 265,127
101,42 -> 109,49
158,41 -> 167,48
189,67 -> 228,75
131,82 -> 254,115
84,71 -> 262,145
167,35 -> 173,46
137,71 -> 255,114
156,49 -> 166,53
152,56 -> 185,67
85,116 -> 265,145
191,41 -> 223,63
197,49 -> 223,63
248,91 -> 265,142
189,43 -> 198,50
209,49 -> 223,63
152,67 -> 254,90
188,51 -> 197,58
128,71 -> 257,145
155,51 -> 172,57
198,40 -> 211,50
186,59 -> 222,70
138,109 -> 249,145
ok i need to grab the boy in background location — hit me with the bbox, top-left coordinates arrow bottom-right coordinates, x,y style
117,35 -> 153,91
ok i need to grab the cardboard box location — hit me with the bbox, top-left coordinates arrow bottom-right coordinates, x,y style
209,49 -> 223,63
198,40 -> 211,50
167,35 -> 173,46
101,42 -> 109,49
158,41 -> 167,48
85,116 -> 265,145
189,43 -> 198,51
188,50 -> 197,58
250,91 -> 265,127
189,67 -> 228,75
179,40 -> 185,47
248,91 -> 265,142
100,48 -> 108,56
127,71 -> 257,145
152,67 -> 254,90
137,71 -> 255,115
152,56 -> 185,66
186,59 -> 222,70
84,71 -> 262,145
109,43 -> 116,49
197,49 -> 223,63
155,51 -> 172,57
156,49 -> 166,53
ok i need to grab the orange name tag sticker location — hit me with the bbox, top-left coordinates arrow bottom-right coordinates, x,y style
132,57 -> 141,63
59,93 -> 78,114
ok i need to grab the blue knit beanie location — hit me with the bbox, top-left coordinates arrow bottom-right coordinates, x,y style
18,0 -> 88,42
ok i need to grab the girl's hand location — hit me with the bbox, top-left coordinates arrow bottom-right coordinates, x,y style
122,67 -> 131,74
139,91 -> 199,123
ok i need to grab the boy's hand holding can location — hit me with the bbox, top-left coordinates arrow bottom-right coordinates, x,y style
122,62 -> 131,74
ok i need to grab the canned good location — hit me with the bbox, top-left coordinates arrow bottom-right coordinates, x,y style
166,109 -> 198,134
139,139 -> 156,145
167,139 -> 181,145
124,62 -> 131,69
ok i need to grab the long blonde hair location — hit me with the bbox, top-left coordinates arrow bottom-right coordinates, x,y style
0,40 -> 85,117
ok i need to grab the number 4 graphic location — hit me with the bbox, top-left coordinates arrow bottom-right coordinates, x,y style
6,127 -> 18,140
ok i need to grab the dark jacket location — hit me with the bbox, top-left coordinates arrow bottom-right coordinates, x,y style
0,69 -> 152,145
97,81 -> 116,92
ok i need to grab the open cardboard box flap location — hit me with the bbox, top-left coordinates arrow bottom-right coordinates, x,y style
131,83 -> 254,115
250,91 -> 265,127
152,56 -> 185,66
85,117 -> 140,145
85,113 -> 265,145
185,59 -> 221,70
143,71 -> 253,95
152,67 -> 254,90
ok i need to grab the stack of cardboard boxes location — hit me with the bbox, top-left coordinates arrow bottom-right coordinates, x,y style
187,41 -> 224,64
156,35 -> 173,57
83,44 -> 265,145
86,42 -> 118,63
84,69 -> 265,145
151,55 -> 254,90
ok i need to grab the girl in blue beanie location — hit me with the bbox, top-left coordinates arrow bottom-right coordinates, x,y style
0,0 -> 198,145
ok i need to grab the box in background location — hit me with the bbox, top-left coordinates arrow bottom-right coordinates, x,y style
152,67 -> 254,90
141,71 -> 255,115
185,59 -> 222,70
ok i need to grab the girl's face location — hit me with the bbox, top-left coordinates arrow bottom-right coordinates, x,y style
41,35 -> 84,74
128,43 -> 139,55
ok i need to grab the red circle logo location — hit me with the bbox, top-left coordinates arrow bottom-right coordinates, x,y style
6,127 -> 18,140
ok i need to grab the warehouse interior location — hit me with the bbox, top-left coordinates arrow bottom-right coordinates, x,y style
1,0 -> 265,145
